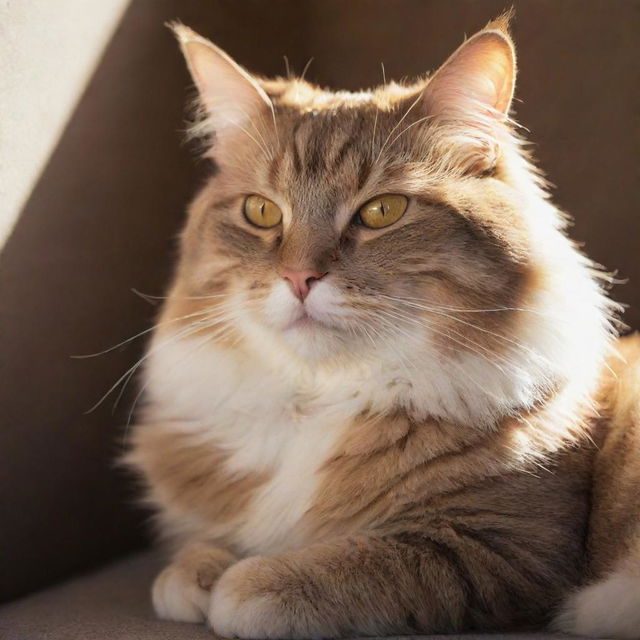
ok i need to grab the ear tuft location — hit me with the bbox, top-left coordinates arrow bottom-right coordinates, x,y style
167,20 -> 204,46
485,8 -> 514,36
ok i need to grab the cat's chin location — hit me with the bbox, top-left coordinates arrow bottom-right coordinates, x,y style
277,318 -> 350,361
282,313 -> 325,332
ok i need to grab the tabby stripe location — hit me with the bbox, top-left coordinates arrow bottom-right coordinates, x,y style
393,531 -> 492,628
449,523 -> 553,594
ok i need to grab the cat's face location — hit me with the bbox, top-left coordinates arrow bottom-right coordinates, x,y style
172,21 -> 536,365
183,109 -> 530,362
155,19 -> 613,426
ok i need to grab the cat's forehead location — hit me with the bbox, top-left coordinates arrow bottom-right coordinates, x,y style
267,108 -> 388,214
263,77 -> 425,112
253,79 -> 430,205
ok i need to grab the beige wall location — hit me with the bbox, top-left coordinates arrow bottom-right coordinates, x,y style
0,0 -> 129,245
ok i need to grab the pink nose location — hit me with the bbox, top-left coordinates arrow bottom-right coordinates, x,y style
280,268 -> 327,301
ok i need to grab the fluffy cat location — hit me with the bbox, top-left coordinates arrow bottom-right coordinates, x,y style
126,15 -> 640,638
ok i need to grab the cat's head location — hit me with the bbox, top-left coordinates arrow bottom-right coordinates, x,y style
162,17 -> 614,425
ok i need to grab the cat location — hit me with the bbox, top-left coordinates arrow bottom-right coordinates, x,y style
126,14 -> 640,639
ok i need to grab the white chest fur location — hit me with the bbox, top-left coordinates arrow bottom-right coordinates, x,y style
142,332 -> 379,554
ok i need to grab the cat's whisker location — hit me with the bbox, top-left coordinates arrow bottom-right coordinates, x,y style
131,289 -> 233,302
384,306 -> 529,374
123,324 -> 230,441
131,288 -> 162,306
221,114 -> 272,160
376,294 -> 557,371
357,315 -> 418,376
377,293 -> 557,316
374,90 -> 424,166
362,309 -> 444,377
369,62 -> 386,158
114,308 -> 240,416
71,307 -> 215,359
89,310 -> 236,415
364,307 -> 494,386
370,106 -> 379,160
400,301 -> 556,369
300,57 -> 314,83
96,322 -> 204,415
374,306 -> 518,378
384,115 -> 433,151
248,110 -> 277,161
376,307 -> 521,403
109,316 -> 228,413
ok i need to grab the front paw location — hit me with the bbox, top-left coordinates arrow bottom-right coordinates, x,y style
209,556 -> 327,639
153,562 -> 211,623
152,543 -> 236,623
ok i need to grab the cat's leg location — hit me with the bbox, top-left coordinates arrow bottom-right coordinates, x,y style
208,531 -> 559,638
152,542 -> 237,623
553,543 -> 640,639
553,335 -> 640,639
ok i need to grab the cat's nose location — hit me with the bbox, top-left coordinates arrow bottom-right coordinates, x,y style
279,268 -> 327,301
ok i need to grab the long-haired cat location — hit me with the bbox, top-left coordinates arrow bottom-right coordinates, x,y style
127,15 -> 640,638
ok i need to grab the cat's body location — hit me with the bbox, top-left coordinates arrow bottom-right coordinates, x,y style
127,17 -> 640,638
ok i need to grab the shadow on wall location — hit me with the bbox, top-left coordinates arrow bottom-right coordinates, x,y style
0,0 -> 637,603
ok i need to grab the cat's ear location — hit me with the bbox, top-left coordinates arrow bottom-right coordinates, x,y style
170,23 -> 273,146
422,15 -> 516,172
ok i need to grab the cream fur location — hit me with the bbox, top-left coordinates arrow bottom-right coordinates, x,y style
554,574 -> 640,639
152,564 -> 209,623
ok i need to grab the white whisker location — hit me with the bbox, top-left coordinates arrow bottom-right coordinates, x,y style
374,89 -> 424,166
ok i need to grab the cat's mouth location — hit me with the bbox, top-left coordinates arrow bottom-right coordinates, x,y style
263,279 -> 353,337
282,308 -> 327,332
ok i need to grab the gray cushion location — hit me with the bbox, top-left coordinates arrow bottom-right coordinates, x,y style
0,550 -> 588,640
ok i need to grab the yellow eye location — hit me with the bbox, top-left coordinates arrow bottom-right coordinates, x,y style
357,194 -> 408,229
243,195 -> 282,228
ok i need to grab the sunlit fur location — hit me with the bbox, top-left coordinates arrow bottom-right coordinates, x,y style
125,16 -> 640,639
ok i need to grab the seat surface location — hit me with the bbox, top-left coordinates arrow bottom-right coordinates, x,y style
0,550 -> 587,640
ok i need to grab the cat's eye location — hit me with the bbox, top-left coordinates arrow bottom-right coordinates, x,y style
243,195 -> 282,228
357,195 -> 408,229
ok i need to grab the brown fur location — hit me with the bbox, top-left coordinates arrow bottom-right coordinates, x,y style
129,424 -> 269,546
588,334 -> 640,578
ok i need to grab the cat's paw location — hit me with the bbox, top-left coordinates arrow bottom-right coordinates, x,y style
209,556 -> 324,639
152,543 -> 236,623
152,562 -> 211,622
